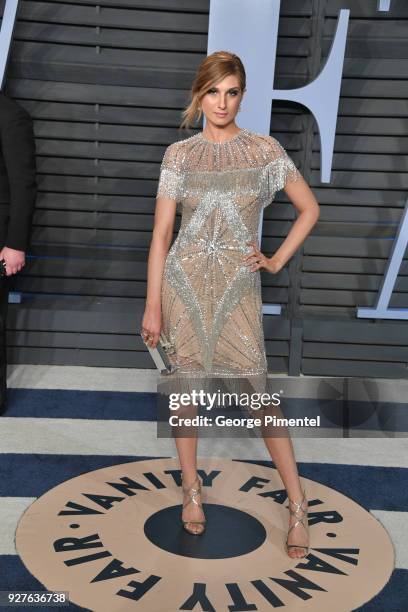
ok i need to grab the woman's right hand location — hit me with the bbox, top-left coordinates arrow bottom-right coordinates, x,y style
140,306 -> 162,348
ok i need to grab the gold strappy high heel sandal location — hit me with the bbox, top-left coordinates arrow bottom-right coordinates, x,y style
181,475 -> 206,535
286,488 -> 309,558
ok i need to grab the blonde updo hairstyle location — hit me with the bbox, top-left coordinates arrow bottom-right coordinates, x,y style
180,50 -> 246,131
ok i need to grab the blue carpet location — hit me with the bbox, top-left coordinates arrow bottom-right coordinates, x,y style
2,386 -> 405,610
0,555 -> 83,610
5,389 -> 408,432
1,454 -> 406,512
6,389 -> 157,420
354,568 -> 408,611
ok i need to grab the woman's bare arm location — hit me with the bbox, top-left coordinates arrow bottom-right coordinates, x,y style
142,196 -> 177,347
244,176 -> 320,273
272,176 -> 320,269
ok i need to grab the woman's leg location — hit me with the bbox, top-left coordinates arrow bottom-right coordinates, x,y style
173,406 -> 205,534
261,411 -> 309,558
175,435 -> 199,483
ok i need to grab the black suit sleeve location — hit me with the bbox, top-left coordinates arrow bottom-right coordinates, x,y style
1,107 -> 37,252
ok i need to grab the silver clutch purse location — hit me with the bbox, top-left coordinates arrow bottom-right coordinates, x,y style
140,329 -> 179,375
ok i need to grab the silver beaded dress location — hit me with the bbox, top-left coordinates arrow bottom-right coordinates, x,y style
156,127 -> 301,399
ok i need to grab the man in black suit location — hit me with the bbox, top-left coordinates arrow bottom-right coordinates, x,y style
0,92 -> 37,414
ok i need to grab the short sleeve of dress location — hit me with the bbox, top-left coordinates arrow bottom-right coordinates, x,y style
264,137 -> 302,201
156,142 -> 184,201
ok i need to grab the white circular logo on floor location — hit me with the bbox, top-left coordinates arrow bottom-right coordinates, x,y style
15,458 -> 394,611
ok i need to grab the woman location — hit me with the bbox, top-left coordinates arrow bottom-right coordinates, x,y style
141,51 -> 320,558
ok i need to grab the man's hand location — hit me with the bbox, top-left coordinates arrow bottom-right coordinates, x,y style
0,246 -> 25,276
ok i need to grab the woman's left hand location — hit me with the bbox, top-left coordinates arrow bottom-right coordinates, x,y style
242,241 -> 283,274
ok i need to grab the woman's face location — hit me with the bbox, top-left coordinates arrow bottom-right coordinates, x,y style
200,74 -> 243,127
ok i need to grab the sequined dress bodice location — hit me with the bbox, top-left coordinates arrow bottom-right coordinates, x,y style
156,127 -> 301,387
